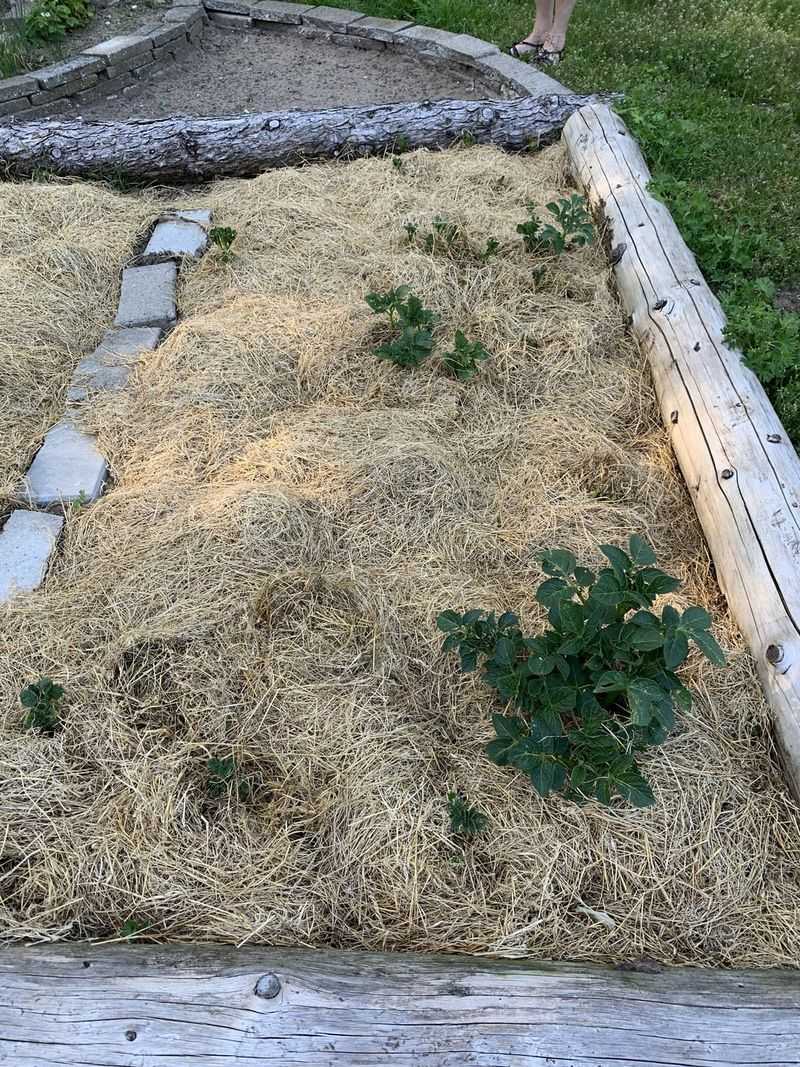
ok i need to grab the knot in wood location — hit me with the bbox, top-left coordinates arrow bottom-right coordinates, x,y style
670,410 -> 679,424
255,972 -> 281,999
720,468 -> 735,480
268,120 -> 281,130
767,433 -> 782,443
766,643 -> 784,666
125,1030 -> 137,1042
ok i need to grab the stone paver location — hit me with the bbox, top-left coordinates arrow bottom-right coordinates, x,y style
474,52 -> 568,97
22,421 -> 107,507
302,6 -> 365,30
0,510 -> 64,604
115,262 -> 177,329
145,218 -> 208,258
83,35 -> 152,63
173,208 -> 212,226
348,16 -> 414,41
397,25 -> 499,62
252,0 -> 313,23
67,326 -> 163,402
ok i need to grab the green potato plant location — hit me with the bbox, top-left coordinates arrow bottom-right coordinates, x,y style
20,677 -> 64,735
518,194 -> 594,254
441,331 -> 491,381
438,535 -> 725,808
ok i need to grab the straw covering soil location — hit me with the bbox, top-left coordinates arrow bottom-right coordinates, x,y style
0,182 -> 153,504
2,145 -> 800,965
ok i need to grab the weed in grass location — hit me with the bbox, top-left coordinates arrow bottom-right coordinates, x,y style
20,677 -> 64,735
447,792 -> 488,839
722,278 -> 800,385
438,535 -> 725,808
117,918 -> 147,939
367,286 -> 437,368
391,155 -> 404,171
441,331 -> 490,381
375,326 -> 435,368
479,237 -> 500,262
209,226 -> 237,262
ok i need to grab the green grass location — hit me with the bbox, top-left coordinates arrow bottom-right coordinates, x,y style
352,0 -> 800,440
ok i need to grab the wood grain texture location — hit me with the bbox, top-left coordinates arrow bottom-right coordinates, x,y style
563,103 -> 800,799
2,943 -> 800,1065
0,94 -> 595,181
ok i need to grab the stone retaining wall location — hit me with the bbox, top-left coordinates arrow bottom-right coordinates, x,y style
0,0 -> 567,121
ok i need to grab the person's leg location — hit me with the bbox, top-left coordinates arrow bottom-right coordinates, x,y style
543,0 -> 578,53
511,0 -> 554,54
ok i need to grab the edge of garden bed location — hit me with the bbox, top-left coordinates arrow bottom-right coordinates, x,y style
0,0 -> 566,121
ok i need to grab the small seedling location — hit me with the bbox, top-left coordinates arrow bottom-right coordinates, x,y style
206,755 -> 251,800
403,222 -> 417,243
209,225 -> 237,261
20,677 -> 63,735
517,195 -> 594,254
366,287 -> 436,329
447,792 -> 488,839
442,331 -> 491,381
391,156 -> 404,172
479,238 -> 500,262
118,918 -> 146,939
70,489 -> 88,514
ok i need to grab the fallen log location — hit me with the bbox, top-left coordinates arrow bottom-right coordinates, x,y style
564,103 -> 800,800
0,93 -> 595,181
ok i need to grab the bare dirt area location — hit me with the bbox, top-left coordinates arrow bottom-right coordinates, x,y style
2,144 -> 800,965
71,25 -> 500,121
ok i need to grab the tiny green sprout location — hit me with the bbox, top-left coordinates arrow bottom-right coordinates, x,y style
447,792 -> 488,839
391,155 -> 404,172
20,677 -> 64,735
209,225 -> 237,261
479,237 -> 500,262
118,918 -> 146,940
403,221 -> 418,243
394,133 -> 410,154
206,755 -> 251,800
459,131 -> 477,147
375,325 -> 434,368
442,331 -> 491,381
70,489 -> 88,513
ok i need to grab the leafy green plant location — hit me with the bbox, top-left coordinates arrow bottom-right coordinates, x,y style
722,277 -> 800,385
23,0 -> 90,43
517,195 -> 594,254
206,755 -> 251,800
447,792 -> 488,839
366,286 -> 437,368
437,536 -> 724,808
209,226 -> 237,261
20,677 -> 64,735
479,237 -> 500,262
441,331 -> 490,381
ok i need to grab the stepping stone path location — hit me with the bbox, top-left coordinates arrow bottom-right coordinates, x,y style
0,209 -> 212,605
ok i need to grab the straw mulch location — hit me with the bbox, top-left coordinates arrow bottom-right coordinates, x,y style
2,144 -> 799,965
0,182 -> 155,503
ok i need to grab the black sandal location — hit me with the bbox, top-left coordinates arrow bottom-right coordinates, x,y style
509,40 -> 543,61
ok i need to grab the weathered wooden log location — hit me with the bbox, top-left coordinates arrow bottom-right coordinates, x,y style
2,943 -> 800,1064
0,93 -> 595,181
564,103 -> 800,799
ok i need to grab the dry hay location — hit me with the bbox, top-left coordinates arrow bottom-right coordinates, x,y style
2,144 -> 800,965
0,180 -> 154,502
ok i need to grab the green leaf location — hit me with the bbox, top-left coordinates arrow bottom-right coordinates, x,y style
541,549 -> 577,578
574,566 -> 595,587
663,629 -> 689,669
661,604 -> 680,628
536,577 -> 570,607
611,762 -> 655,807
493,637 -> 516,666
437,610 -> 462,632
516,752 -> 567,796
628,534 -> 657,566
681,606 -> 712,632
486,714 -> 527,765
462,609 -> 484,625
628,627 -> 666,651
527,654 -> 557,676
498,611 -> 519,629
690,628 -> 726,666
600,543 -> 632,578
594,670 -> 629,693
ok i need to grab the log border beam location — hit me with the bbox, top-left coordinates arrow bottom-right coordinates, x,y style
563,103 -> 800,798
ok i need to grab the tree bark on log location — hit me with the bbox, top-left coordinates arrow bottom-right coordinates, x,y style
0,93 -> 596,181
564,103 -> 800,801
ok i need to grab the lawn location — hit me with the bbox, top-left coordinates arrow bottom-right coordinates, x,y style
352,0 -> 800,441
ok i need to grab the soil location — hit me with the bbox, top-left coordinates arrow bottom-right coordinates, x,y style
71,25 -> 500,121
776,288 -> 800,313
